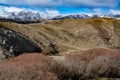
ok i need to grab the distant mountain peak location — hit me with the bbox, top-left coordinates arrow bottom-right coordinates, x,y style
0,11 -> 120,20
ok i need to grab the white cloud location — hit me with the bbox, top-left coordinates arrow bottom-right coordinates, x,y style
61,0 -> 117,8
45,9 -> 59,15
26,0 -> 62,7
45,9 -> 60,18
109,9 -> 120,14
0,5 -> 39,13
93,8 -> 102,13
4,6 -> 25,13
0,0 -> 118,8
0,5 -> 60,18
0,0 -> 62,7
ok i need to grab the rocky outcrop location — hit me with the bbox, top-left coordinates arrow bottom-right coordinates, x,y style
0,25 -> 41,58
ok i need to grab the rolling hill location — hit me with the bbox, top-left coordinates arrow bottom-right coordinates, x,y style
0,18 -> 119,57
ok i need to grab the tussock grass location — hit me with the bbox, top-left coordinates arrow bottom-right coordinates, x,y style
52,48 -> 120,80
0,48 -> 119,80
0,53 -> 58,80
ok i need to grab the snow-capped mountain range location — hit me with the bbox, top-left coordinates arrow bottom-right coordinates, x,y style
52,14 -> 120,20
0,11 -> 57,20
1,11 -> 120,20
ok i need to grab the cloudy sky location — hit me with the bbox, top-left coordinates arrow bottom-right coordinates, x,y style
0,0 -> 120,14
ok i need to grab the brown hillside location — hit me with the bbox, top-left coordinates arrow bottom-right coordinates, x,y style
0,18 -> 120,56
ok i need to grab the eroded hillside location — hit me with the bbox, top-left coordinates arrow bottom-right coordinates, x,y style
0,18 -> 120,57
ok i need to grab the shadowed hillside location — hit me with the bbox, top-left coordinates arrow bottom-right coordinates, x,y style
0,24 -> 41,58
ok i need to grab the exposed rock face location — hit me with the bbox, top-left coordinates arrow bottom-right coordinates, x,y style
0,25 -> 41,58
0,46 -> 6,59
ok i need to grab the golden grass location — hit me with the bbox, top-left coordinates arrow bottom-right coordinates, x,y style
0,18 -> 120,55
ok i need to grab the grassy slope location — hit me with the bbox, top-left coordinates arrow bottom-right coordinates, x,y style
0,18 -> 120,55
28,18 -> 120,54
0,18 -> 119,80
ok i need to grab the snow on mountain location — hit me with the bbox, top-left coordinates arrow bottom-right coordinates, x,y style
0,5 -> 120,20
0,10 -> 59,20
52,14 -> 90,20
52,13 -> 120,20
0,10 -> 120,20
6,11 -> 51,20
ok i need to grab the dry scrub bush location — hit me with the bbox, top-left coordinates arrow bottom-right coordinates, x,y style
42,42 -> 58,55
0,48 -> 119,80
52,48 -> 120,80
0,53 -> 58,80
